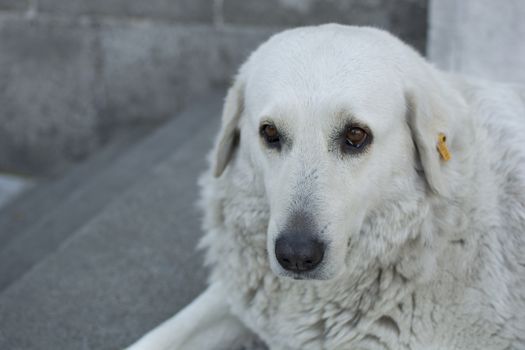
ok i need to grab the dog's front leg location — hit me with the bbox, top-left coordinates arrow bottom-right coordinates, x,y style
126,282 -> 255,350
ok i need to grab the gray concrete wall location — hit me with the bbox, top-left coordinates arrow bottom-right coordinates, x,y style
429,0 -> 525,83
0,0 -> 428,175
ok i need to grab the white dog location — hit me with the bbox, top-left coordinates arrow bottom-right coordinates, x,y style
128,24 -> 525,350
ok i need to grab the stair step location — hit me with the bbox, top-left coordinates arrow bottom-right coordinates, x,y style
0,125 -> 154,248
0,91 -> 223,293
0,101 -> 219,348
0,173 -> 32,210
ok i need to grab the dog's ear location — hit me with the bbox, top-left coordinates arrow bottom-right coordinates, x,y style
213,78 -> 245,177
405,78 -> 467,197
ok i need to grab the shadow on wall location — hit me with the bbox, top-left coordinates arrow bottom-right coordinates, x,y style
0,0 -> 428,176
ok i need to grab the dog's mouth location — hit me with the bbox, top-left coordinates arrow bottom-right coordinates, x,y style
276,267 -> 335,281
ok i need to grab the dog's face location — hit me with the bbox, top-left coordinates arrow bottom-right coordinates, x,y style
243,50 -> 418,280
213,25 -> 460,280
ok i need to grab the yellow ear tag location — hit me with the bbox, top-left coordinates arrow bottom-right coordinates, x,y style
437,133 -> 451,161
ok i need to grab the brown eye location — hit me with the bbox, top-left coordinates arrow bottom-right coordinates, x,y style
260,123 -> 281,147
344,127 -> 369,149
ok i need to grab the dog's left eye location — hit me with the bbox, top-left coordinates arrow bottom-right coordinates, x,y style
344,127 -> 369,149
260,123 -> 281,149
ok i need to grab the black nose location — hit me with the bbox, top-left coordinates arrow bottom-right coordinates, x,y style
275,233 -> 325,272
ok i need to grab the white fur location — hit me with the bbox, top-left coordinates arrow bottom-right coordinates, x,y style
128,24 -> 525,350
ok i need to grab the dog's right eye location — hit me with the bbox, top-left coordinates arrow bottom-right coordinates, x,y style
260,123 -> 281,149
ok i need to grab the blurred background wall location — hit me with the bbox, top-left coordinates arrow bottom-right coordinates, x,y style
0,0 -> 428,177
429,0 -> 525,84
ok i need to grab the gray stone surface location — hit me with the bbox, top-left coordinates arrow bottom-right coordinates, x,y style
223,0 -> 428,53
428,0 -> 525,83
223,0 -> 388,27
0,125 -> 154,249
99,23 -> 274,125
0,92 -> 223,292
0,16 -> 100,175
0,14 -> 274,175
0,95 -> 222,350
0,174 -> 31,209
387,0 -> 428,55
0,0 -> 28,11
38,0 -> 213,23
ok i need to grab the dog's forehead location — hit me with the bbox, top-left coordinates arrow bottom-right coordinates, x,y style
242,25 -> 406,125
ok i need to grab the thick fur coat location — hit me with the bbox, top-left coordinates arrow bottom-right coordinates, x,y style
129,25 -> 525,350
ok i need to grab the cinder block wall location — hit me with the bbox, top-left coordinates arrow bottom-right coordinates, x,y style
0,0 -> 427,176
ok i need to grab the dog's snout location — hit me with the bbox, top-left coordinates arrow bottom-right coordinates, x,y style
275,233 -> 325,272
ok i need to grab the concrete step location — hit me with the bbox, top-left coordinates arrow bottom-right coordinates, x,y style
0,92 -> 223,350
0,91 -> 223,293
0,125 -> 154,249
0,173 -> 33,210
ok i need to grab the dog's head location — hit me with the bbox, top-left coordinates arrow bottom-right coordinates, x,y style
212,25 -> 467,280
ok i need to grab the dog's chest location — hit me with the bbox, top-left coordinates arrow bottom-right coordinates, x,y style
225,269 -> 511,350
207,230 -> 514,350
205,220 -> 405,349
200,170 -> 518,349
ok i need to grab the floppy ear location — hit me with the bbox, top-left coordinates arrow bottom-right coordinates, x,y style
405,76 -> 467,197
213,78 -> 245,177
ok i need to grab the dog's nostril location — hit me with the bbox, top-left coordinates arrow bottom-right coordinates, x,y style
275,234 -> 325,273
